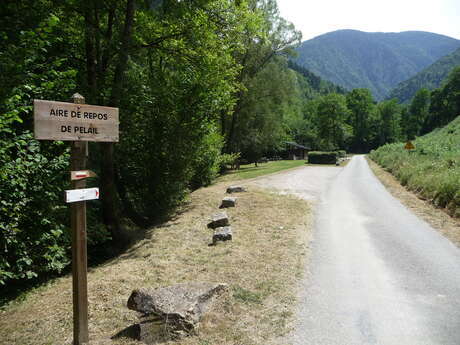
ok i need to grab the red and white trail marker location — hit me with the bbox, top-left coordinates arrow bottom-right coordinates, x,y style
65,187 -> 99,203
71,170 -> 97,181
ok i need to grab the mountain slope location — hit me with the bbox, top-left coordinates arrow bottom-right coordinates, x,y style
288,60 -> 347,98
388,47 -> 460,103
294,30 -> 460,100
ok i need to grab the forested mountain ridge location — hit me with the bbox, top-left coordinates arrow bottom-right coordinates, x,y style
388,47 -> 460,103
288,61 -> 347,98
294,30 -> 460,100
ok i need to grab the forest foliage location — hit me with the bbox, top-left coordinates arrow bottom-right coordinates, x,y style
0,0 -> 313,287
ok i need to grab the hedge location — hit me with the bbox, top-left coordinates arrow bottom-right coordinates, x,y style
307,151 -> 337,164
336,150 -> 346,158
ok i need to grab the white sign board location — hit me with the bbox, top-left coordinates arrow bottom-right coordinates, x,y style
34,99 -> 119,142
65,188 -> 99,203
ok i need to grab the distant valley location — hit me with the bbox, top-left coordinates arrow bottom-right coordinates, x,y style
294,29 -> 460,100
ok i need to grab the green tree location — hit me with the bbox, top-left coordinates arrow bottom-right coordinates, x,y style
235,59 -> 302,162
406,88 -> 430,139
223,0 -> 301,154
377,99 -> 401,145
0,3 -> 78,284
113,0 -> 246,225
76,0 -> 247,239
298,99 -> 321,149
315,93 -> 349,150
440,66 -> 460,122
426,66 -> 460,132
346,88 -> 375,152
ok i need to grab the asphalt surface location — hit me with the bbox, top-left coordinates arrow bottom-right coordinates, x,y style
262,156 -> 460,345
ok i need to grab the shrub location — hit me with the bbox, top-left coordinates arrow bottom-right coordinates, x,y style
220,152 -> 241,170
307,151 -> 337,164
190,128 -> 224,189
336,150 -> 346,158
0,132 -> 70,285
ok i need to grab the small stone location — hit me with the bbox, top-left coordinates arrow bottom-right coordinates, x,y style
207,211 -> 229,229
213,226 -> 233,244
226,185 -> 246,193
220,197 -> 237,208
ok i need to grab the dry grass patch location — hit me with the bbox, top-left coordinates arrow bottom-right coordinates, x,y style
217,160 -> 306,183
0,182 -> 312,345
367,157 -> 460,247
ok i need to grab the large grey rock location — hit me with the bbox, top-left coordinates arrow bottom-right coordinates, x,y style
207,211 -> 229,229
220,197 -> 237,209
226,185 -> 246,193
213,226 -> 233,244
127,282 -> 228,342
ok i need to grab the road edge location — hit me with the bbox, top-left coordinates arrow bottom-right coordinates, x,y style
366,156 -> 460,248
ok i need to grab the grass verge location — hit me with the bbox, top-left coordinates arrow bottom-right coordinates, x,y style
369,116 -> 460,218
0,182 -> 311,345
367,157 -> 460,247
217,160 -> 305,182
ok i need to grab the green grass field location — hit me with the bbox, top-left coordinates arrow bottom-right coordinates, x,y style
217,160 -> 305,182
369,116 -> 460,218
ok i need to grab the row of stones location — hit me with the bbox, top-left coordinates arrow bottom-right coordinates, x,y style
124,185 -> 248,343
208,185 -> 246,244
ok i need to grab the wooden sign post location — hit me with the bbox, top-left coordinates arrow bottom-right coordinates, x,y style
34,94 -> 119,345
71,94 -> 89,344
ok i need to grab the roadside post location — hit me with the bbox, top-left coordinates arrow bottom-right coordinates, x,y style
34,94 -> 119,345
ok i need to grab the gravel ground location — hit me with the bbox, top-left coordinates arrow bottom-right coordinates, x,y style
249,165 -> 342,202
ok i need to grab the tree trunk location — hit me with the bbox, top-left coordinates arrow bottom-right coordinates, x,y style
220,110 -> 227,137
115,165 -> 151,228
109,0 -> 134,106
100,0 -> 135,247
226,91 -> 244,153
84,1 -> 97,103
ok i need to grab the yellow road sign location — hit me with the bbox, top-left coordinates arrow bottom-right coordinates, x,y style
404,141 -> 415,150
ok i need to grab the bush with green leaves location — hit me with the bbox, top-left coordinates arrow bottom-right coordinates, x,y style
0,133 -> 70,285
219,152 -> 241,170
307,151 -> 337,164
190,128 -> 225,190
1,11 -> 80,285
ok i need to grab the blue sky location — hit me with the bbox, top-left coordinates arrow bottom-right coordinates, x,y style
277,0 -> 460,41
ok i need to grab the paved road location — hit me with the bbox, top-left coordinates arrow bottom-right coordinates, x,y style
261,156 -> 460,345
